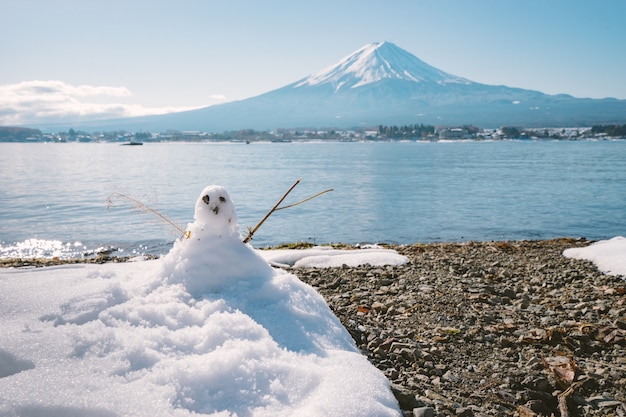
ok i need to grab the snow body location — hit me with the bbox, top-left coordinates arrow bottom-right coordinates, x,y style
0,185 -> 401,417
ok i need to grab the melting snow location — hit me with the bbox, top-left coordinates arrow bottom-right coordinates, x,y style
261,245 -> 408,269
564,236 -> 626,277
0,185 -> 401,417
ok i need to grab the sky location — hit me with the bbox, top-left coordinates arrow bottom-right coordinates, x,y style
1,0 -> 626,126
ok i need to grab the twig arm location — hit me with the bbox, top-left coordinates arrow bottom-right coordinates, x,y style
107,192 -> 189,239
243,179 -> 301,243
275,189 -> 334,211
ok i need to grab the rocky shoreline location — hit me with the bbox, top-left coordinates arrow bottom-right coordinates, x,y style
294,238 -> 626,416
2,238 -> 624,416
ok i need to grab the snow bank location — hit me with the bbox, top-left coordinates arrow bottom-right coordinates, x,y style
563,236 -> 626,277
260,245 -> 408,268
0,186 -> 401,417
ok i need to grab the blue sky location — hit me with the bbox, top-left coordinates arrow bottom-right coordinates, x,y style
2,0 -> 625,125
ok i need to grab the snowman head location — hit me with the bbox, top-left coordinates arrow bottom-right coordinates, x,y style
193,185 -> 239,235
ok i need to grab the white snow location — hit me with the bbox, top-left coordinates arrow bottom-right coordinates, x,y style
295,41 -> 471,91
563,236 -> 626,277
260,245 -> 408,269
0,185 -> 401,417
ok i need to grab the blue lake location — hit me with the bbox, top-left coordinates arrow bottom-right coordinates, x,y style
1,140 -> 625,258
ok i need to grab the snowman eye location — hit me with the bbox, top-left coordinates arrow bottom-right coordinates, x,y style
219,196 -> 226,203
202,195 -> 210,205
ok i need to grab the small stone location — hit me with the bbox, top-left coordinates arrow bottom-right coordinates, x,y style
385,368 -> 400,380
326,277 -> 342,289
523,399 -> 551,415
390,342 -> 413,352
455,407 -> 474,417
525,357 -> 544,370
533,377 -> 553,392
391,383 -> 423,410
372,301 -> 388,312
367,338 -> 381,349
434,363 -> 447,371
413,407 -> 435,417
399,348 -> 418,360
466,364 -> 478,372
502,288 -> 517,299
414,374 -> 430,383
442,370 -> 459,383
592,398 -> 624,408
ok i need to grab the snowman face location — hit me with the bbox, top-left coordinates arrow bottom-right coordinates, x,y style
194,185 -> 238,230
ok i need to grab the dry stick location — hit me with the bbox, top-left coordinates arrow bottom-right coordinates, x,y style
274,188 -> 334,211
243,178 -> 302,243
107,192 -> 190,239
244,184 -> 333,242
558,390 -> 571,417
557,377 -> 590,417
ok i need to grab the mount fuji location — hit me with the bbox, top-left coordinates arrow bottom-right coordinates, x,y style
63,41 -> 626,131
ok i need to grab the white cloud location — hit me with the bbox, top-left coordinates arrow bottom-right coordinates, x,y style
209,94 -> 227,100
1,80 -> 132,98
0,80 -> 203,126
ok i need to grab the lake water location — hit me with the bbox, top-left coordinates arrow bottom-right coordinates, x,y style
1,140 -> 625,258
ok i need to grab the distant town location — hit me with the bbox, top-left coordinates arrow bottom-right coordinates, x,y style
1,124 -> 625,143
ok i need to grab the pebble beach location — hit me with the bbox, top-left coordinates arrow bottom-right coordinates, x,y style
296,238 -> 626,416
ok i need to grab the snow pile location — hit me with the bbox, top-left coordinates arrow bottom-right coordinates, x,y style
0,185 -> 401,417
261,245 -> 408,268
564,236 -> 626,277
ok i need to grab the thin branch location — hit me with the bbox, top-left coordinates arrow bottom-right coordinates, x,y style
275,189 -> 334,211
557,377 -> 590,417
243,179 -> 301,243
107,192 -> 190,239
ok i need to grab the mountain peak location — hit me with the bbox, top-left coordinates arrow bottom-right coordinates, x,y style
294,41 -> 472,91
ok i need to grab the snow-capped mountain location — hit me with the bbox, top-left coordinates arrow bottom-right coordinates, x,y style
294,41 -> 471,91
45,41 -> 626,131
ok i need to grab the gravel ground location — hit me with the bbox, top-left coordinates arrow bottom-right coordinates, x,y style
294,238 -> 626,417
2,238 -> 624,416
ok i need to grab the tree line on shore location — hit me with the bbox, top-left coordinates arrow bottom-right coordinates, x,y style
1,123 -> 626,142
590,124 -> 626,137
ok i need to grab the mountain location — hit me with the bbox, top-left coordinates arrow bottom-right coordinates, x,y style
48,41 -> 626,131
293,41 -> 473,90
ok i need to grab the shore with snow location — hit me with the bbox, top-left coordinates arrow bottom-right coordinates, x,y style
1,237 -> 625,416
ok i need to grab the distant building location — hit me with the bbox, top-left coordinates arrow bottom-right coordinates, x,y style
438,128 -> 468,140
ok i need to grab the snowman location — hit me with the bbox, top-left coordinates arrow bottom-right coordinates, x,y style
161,185 -> 275,295
153,185 -> 401,414
159,184 -> 359,352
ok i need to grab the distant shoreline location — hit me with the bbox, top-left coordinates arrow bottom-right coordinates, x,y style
1,123 -> 625,143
